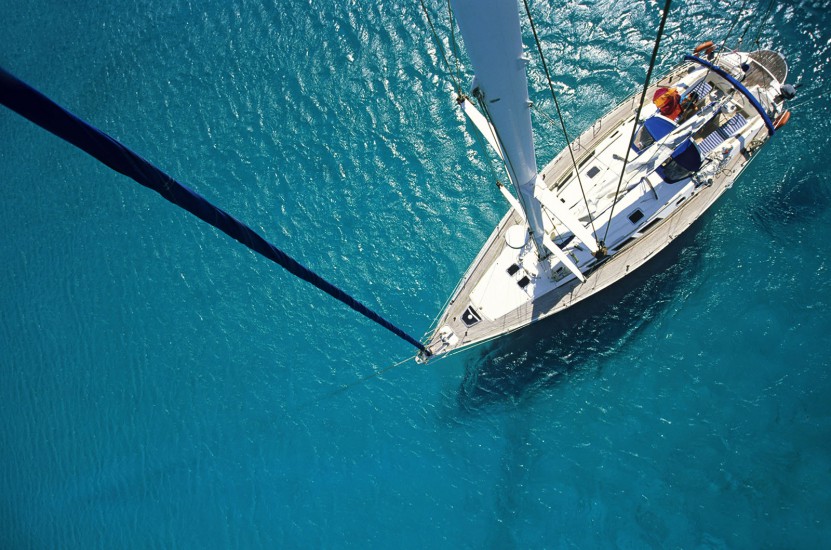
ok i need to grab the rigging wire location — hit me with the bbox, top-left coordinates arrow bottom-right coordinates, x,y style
446,0 -> 465,96
786,89 -> 830,111
531,102 -> 567,132
751,0 -> 777,47
713,0 -> 751,64
693,0 -> 754,119
735,0 -> 770,46
466,100 -> 506,187
528,103 -> 576,240
474,93 -> 516,190
419,0 -> 463,97
602,0 -> 673,246
424,2 -> 516,221
521,0 -> 600,247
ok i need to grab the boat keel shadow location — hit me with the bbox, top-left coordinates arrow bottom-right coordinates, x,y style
456,228 -> 703,413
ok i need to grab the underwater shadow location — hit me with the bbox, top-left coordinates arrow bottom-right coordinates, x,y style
456,228 -> 704,413
752,164 -> 831,238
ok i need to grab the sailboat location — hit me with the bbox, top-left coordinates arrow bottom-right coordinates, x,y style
418,0 -> 794,362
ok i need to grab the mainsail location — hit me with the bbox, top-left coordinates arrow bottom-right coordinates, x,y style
451,0 -> 598,269
450,0 -> 547,257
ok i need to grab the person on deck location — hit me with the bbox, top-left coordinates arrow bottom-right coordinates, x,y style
677,90 -> 701,124
653,87 -> 682,119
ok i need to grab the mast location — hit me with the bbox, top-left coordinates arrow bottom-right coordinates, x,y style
450,0 -> 548,258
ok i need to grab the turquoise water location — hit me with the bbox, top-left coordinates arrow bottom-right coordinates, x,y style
2,0 -> 829,547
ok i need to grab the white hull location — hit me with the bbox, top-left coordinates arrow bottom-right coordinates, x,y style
420,51 -> 790,362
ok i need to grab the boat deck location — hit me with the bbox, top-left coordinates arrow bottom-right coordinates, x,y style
421,60 -> 771,360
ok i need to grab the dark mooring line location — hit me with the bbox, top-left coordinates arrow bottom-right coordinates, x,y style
0,67 -> 430,356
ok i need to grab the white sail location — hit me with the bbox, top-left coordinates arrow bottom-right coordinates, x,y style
450,0 -> 548,258
460,98 -> 501,158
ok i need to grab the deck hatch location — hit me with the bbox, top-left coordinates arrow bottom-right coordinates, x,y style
461,306 -> 482,327
628,209 -> 645,224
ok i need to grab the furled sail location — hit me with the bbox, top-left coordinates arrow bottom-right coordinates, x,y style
450,0 -> 548,258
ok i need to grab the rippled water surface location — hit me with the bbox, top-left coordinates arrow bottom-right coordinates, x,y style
1,0 -> 829,547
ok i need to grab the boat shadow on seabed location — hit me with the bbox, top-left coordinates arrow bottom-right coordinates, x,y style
456,228 -> 704,413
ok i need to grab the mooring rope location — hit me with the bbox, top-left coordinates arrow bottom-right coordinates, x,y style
297,357 -> 415,410
0,67 -> 431,356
